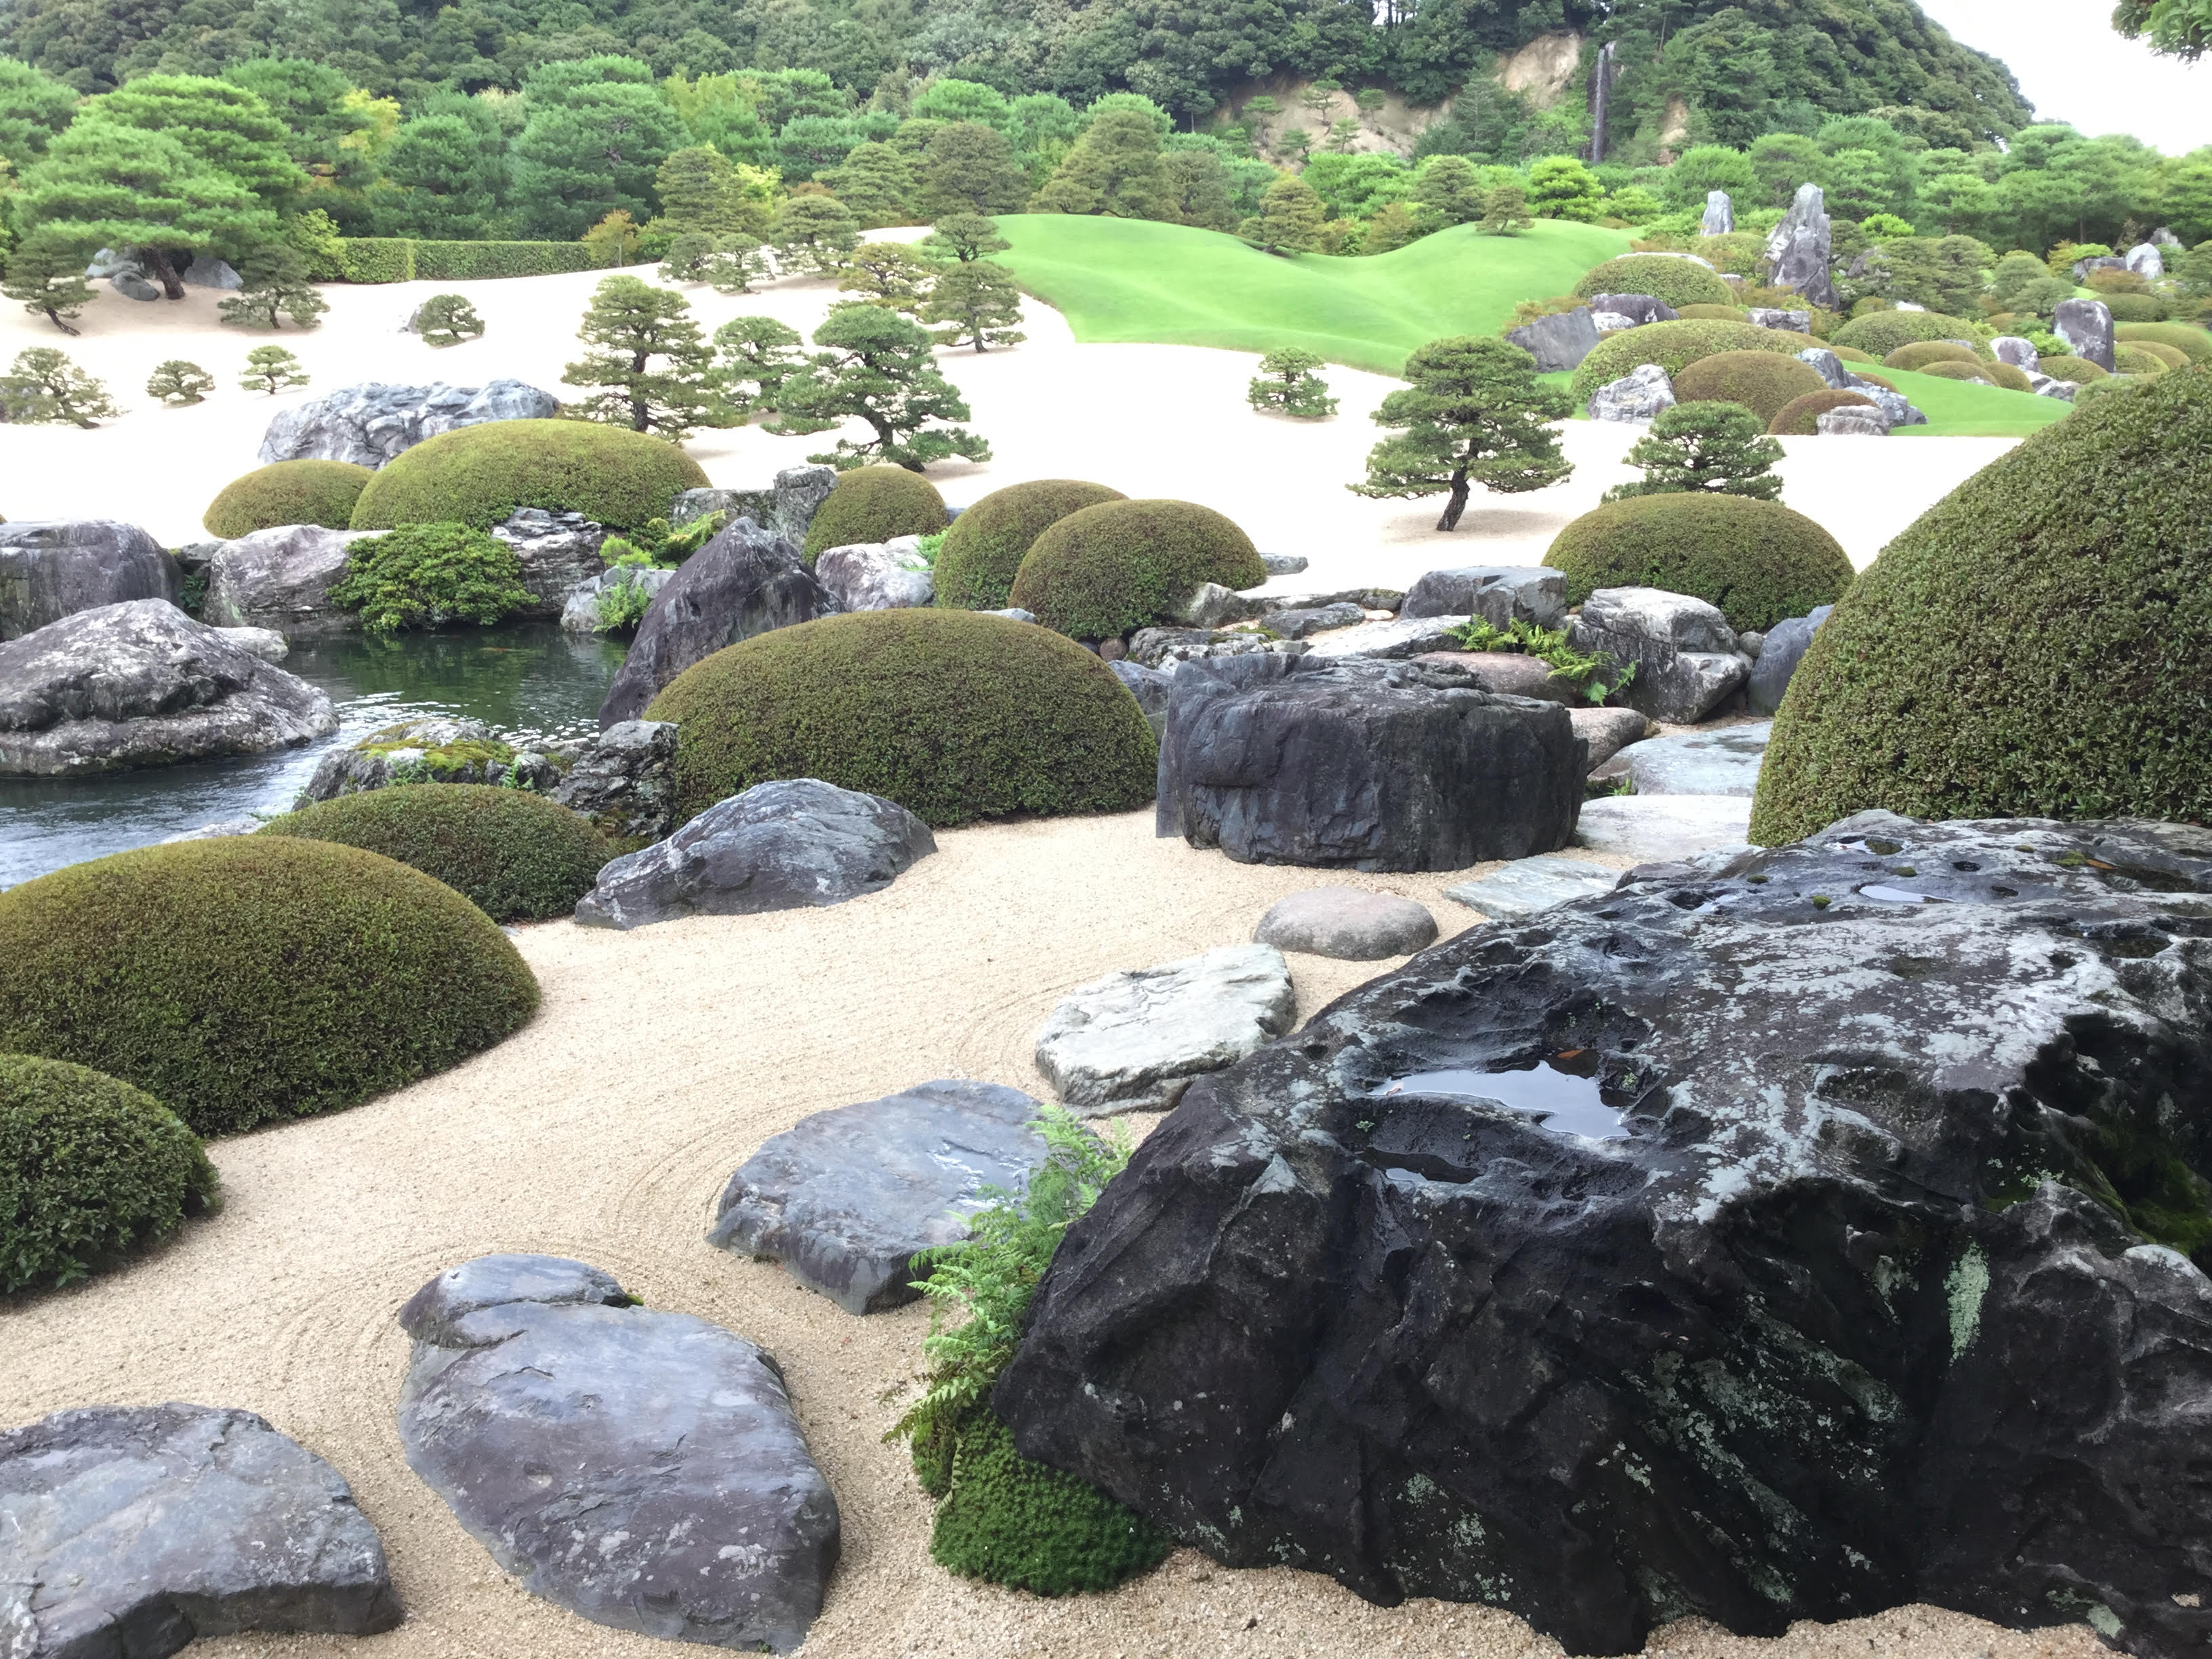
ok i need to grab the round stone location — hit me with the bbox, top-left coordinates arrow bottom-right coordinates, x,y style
1254,886 -> 1438,961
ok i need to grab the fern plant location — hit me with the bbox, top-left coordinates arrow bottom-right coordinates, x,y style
1446,615 -> 1639,703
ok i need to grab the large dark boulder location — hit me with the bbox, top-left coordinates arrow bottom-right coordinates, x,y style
2054,298 -> 2117,371
996,812 -> 2212,1659
1502,308 -> 1600,372
598,518 -> 838,727
1158,655 -> 1581,871
0,519 -> 178,642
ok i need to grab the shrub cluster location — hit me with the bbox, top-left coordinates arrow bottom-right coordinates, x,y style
350,419 -> 708,531
337,239 -> 609,283
2116,323 -> 2212,364
0,837 -> 539,1136
802,465 -> 949,560
2114,344 -> 2174,375
1572,255 -> 1736,310
1830,310 -> 1991,359
1885,342 -> 1979,371
933,480 -> 1127,611
327,523 -> 530,634
2036,356 -> 2109,385
1769,388 -> 1879,435
1569,320 -> 1819,403
2102,293 -> 2170,323
928,1410 -> 1170,1594
202,460 -> 373,539
1544,493 -> 1854,634
1008,499 -> 1267,640
1672,350 -> 1830,424
1675,304 -> 1749,321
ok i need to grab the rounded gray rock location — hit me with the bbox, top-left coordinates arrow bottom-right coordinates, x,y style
1255,886 -> 1437,960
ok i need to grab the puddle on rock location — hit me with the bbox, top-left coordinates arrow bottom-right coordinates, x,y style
1858,884 -> 1947,904
1372,1057 -> 1627,1140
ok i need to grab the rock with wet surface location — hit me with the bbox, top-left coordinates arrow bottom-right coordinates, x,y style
1254,886 -> 1438,960
0,1402 -> 401,1658
0,520 -> 179,642
491,509 -> 607,618
707,1080 -> 1049,1313
397,1254 -> 840,1654
995,813 -> 2212,1659
1035,943 -> 1296,1113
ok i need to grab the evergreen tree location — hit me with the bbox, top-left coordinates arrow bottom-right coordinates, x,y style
838,241 -> 936,313
240,345 -> 308,394
1246,174 -> 1325,255
0,56 -> 77,169
1,234 -> 97,334
823,142 -> 919,228
222,58 -> 379,209
581,209 -> 642,266
416,293 -> 484,348
1,346 -> 120,426
660,231 -> 719,283
712,315 -> 807,417
146,359 -> 216,404
1411,155 -> 1486,230
1526,155 -> 1603,222
1480,182 -> 1533,236
1351,336 -> 1572,533
773,196 -> 861,274
373,111 -> 506,241
87,75 -> 306,205
920,122 -> 1029,218
1029,110 -> 1164,219
921,260 -> 1025,352
218,246 -> 328,329
1364,201 -> 1420,253
510,59 -> 685,240
1159,149 -> 1238,231
1248,348 -> 1337,417
771,302 -> 990,470
923,214 -> 1010,264
651,145 -> 764,239
1604,403 -> 1782,504
663,72 -> 780,169
562,274 -> 722,440
703,237 -> 774,293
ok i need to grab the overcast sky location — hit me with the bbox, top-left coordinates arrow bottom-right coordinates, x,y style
1915,0 -> 2211,154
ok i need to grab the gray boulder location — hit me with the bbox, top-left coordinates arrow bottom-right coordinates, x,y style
1625,720 -> 1769,796
258,380 -> 560,468
2026,373 -> 2078,403
1746,306 -> 1811,333
2073,255 -> 2126,283
1990,335 -> 2041,371
1701,189 -> 1734,234
1574,792 -> 1750,860
83,249 -> 139,279
1764,182 -> 1837,310
1586,364 -> 1675,422
298,716 -> 556,802
1747,604 -> 1832,716
1267,601 -> 1367,638
1262,553 -> 1308,576
813,541 -> 934,611
1300,615 -> 1467,662
1591,310 -> 1639,333
550,719 -> 678,841
1797,348 -> 1851,389
1035,943 -> 1297,1113
202,525 -> 380,636
1585,294 -> 1678,327
1127,627 -> 1279,670
1579,586 -> 1735,654
1109,658 -> 1172,737
1254,886 -> 1437,960
773,464 -> 839,541
1845,378 -> 1929,429
1816,405 -> 1888,436
491,508 -> 607,618
707,1080 -> 1049,1313
1401,566 -> 1565,628
1570,588 -> 1746,725
397,1254 -> 839,1654
669,486 -> 771,528
561,563 -> 673,634
1503,308 -> 1601,372
575,777 -> 935,930
112,272 -> 161,302
2126,242 -> 2163,281
1158,655 -> 1582,872
1570,705 -> 1650,770
598,518 -> 839,727
0,600 -> 337,777
1410,651 -> 1583,707
0,1402 -> 401,1658
2053,298 -> 2116,371
215,624 -> 288,663
0,519 -> 179,642
181,254 -> 243,289
1444,853 -> 1620,918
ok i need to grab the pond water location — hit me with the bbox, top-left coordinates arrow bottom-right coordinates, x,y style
0,626 -> 627,890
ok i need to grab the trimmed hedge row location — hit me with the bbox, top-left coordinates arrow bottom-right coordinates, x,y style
336,239 -> 614,284
1830,310 -> 1991,359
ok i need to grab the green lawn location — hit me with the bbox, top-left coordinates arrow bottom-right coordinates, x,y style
1878,367 -> 2071,437
992,214 -> 1632,376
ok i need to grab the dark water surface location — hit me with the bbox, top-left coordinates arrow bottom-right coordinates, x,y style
0,626 -> 626,890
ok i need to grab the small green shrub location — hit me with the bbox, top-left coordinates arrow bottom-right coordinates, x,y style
1544,493 -> 1853,633
649,609 -> 1157,827
1830,310 -> 1990,358
0,836 -> 539,1136
2102,293 -> 2170,323
201,459 -> 373,539
596,577 -> 656,633
802,465 -> 949,560
1919,361 -> 1996,384
928,1410 -> 1170,1594
416,293 -> 485,348
1885,341 -> 1979,371
1247,348 -> 1338,417
1983,361 -> 2034,392
328,522 -> 530,635
0,1054 -> 218,1294
2114,323 -> 2212,364
1572,254 -> 1735,310
1769,389 -> 1879,434
1672,350 -> 1830,424
933,480 -> 1127,611
1570,320 -> 1820,403
2036,355 -> 2109,385
1008,499 -> 1267,640
1675,303 -> 1749,321
2124,342 -> 2190,371
146,360 -> 215,406
350,419 -> 708,532
2113,345 -> 2170,376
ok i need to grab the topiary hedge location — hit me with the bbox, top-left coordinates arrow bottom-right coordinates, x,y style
1676,304 -> 1750,321
2125,341 -> 2190,371
1749,367 -> 2212,844
202,460 -> 373,539
1572,254 -> 1735,311
2112,345 -> 2171,376
1917,361 -> 1996,384
1569,320 -> 1820,403
1007,499 -> 1267,640
350,419 -> 707,532
1982,361 -> 2034,392
2116,323 -> 2212,365
1884,341 -> 1979,372
1769,389 -> 1878,435
1830,310 -> 1990,359
0,837 -> 539,1137
1828,344 -> 1880,365
0,1054 -> 218,1294
2036,355 -> 2109,384
802,465 -> 949,560
1543,493 -> 1854,634
259,785 -> 609,924
649,609 -> 1158,827
1672,350 -> 1831,424
2102,293 -> 2169,323
933,480 -> 1128,611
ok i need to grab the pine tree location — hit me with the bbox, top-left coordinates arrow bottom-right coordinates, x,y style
581,209 -> 642,267
416,293 -> 485,348
773,196 -> 862,275
703,237 -> 774,293
920,123 -> 1030,218
147,359 -> 217,404
1160,150 -> 1238,231
770,301 -> 991,470
2,347 -> 121,426
1411,155 -> 1486,230
1604,403 -> 1784,503
712,316 -> 808,418
922,214 -> 1010,264
562,274 -> 722,439
373,107 -> 506,239
921,261 -> 1025,352
1029,110 -> 1164,219
838,242 -> 937,313
509,69 -> 685,240
1,236 -> 98,335
1350,336 -> 1572,532
1246,174 -> 1326,255
1480,183 -> 1534,236
823,142 -> 920,229
240,345 -> 308,394
218,246 -> 329,329
1364,201 -> 1421,253
660,231 -> 719,283
652,145 -> 757,239
1247,348 -> 1338,417
86,75 -> 306,205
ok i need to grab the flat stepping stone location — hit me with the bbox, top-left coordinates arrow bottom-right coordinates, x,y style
1035,943 -> 1296,1113
1626,721 -> 1771,796
708,1080 -> 1048,1313
0,1403 -> 400,1658
1299,615 -> 1466,661
396,1254 -> 838,1654
1445,856 -> 1621,919
1254,886 -> 1437,960
1575,794 -> 1752,863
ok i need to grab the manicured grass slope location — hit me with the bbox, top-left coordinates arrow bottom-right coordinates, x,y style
992,216 -> 1631,375
1881,367 -> 2071,438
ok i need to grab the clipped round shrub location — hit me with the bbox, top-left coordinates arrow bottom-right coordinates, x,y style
1010,499 -> 1267,640
1677,303 -> 1748,321
2036,355 -> 2109,385
259,785 -> 609,924
928,1410 -> 1169,1595
2112,345 -> 2170,376
1572,254 -> 1735,310
1570,320 -> 1819,403
202,459 -> 372,539
350,419 -> 708,532
1830,310 -> 1990,359
649,609 -> 1158,827
1828,344 -> 1880,365
1750,367 -> 2212,844
1983,361 -> 2034,392
2125,340 -> 2190,371
0,1054 -> 218,1294
1884,341 -> 1979,371
1543,493 -> 1853,634
0,837 -> 539,1136
2072,376 -> 2139,409
1673,350 -> 1830,424
2115,323 -> 2212,365
1769,389 -> 1878,435
933,479 -> 1128,611
2103,293 -> 2169,323
802,465 -> 949,560
1853,372 -> 1898,392
1917,361 -> 1996,384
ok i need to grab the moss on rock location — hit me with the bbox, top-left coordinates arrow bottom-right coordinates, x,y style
1544,493 -> 1853,633
928,1409 -> 1170,1595
933,480 -> 1127,611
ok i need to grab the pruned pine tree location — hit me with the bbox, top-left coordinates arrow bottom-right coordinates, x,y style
1247,348 -> 1338,417
561,274 -> 723,440
1604,403 -> 1784,503
3,346 -> 121,425
146,359 -> 216,404
921,261 -> 1025,352
770,301 -> 990,470
1,237 -> 98,335
240,344 -> 308,394
1351,335 -> 1572,532
712,315 -> 808,418
838,241 -> 937,314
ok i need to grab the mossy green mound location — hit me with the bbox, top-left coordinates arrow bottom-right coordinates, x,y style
2113,344 -> 2174,375
260,785 -> 609,924
0,1054 -> 218,1294
649,609 -> 1158,827
1828,344 -> 1879,365
928,1410 -> 1170,1595
2036,356 -> 2108,384
1750,368 -> 2212,843
1008,499 -> 1265,640
802,465 -> 949,560
1673,350 -> 1830,424
203,460 -> 373,539
0,837 -> 539,1137
933,480 -> 1127,611
350,419 -> 708,532
1830,310 -> 1990,359
1572,255 -> 1735,311
1884,341 -> 1979,372
1544,493 -> 1853,634
2102,293 -> 2168,323
2127,341 -> 2192,371
1570,320 -> 1819,403
2115,323 -> 2212,365
1983,361 -> 2034,392
1919,361 -> 1996,384
1769,389 -> 1878,435
1675,303 -> 1748,321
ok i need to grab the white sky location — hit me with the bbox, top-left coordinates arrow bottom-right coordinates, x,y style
1916,0 -> 2212,155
